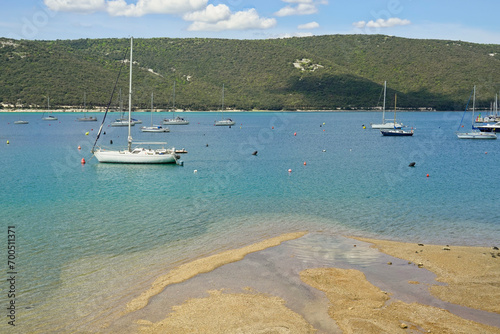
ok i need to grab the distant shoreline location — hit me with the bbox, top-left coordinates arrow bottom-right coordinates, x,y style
0,108 -> 447,113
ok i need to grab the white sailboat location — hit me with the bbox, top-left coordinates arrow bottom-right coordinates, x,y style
93,37 -> 180,164
380,94 -> 414,136
457,86 -> 497,139
42,95 -> 58,121
371,81 -> 402,129
77,92 -> 97,122
111,88 -> 136,127
142,92 -> 170,132
214,84 -> 235,126
163,82 -> 189,125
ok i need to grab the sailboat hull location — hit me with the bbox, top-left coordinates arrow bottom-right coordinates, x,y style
163,119 -> 189,125
456,132 -> 497,139
94,149 -> 178,164
141,126 -> 170,132
475,123 -> 500,132
77,117 -> 97,122
215,120 -> 235,126
111,120 -> 135,127
371,122 -> 402,129
380,129 -> 413,136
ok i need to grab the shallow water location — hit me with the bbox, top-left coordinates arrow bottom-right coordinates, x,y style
0,111 -> 499,332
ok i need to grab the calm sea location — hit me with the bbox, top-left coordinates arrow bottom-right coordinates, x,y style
0,111 -> 499,332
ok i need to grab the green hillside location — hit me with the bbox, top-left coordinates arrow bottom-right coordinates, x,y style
1,35 -> 500,111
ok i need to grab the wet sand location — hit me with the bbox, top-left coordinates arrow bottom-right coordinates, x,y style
354,237 -> 500,314
104,232 -> 500,333
124,232 -> 308,314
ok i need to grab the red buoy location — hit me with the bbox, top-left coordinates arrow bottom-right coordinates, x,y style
78,146 -> 81,150
288,169 -> 292,173
294,132 -> 297,136
303,161 -> 306,165
81,158 -> 86,164
426,174 -> 429,177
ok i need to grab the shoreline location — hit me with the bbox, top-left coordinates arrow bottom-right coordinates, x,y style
1,108 -> 447,113
102,232 -> 500,333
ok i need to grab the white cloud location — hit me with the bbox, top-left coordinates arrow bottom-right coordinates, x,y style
282,0 -> 314,3
274,32 -> 313,39
44,0 -> 106,13
45,0 -> 208,16
107,0 -> 208,16
182,4 -> 230,23
275,0 -> 327,17
298,21 -> 319,29
353,18 -> 410,29
186,8 -> 276,31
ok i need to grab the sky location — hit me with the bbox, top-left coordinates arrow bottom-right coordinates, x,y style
1,0 -> 500,44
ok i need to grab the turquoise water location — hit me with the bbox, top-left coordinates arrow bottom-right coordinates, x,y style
0,111 -> 499,332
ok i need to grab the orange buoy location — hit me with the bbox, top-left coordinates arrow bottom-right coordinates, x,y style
303,161 -> 306,165
272,126 -> 274,129
426,174 -> 429,177
78,145 -> 81,150
81,158 -> 86,164
294,132 -> 296,136
288,169 -> 292,173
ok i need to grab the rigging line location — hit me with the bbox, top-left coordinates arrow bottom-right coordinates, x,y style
376,84 -> 384,107
457,88 -> 474,132
91,44 -> 129,153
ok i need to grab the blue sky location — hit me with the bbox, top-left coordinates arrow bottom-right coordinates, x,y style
1,0 -> 500,43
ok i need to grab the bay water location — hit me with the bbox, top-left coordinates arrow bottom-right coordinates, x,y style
0,111 -> 499,332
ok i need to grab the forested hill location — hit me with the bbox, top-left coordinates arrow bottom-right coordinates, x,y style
1,34 -> 500,111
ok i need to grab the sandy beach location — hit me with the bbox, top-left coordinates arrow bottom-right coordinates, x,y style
96,232 -> 500,333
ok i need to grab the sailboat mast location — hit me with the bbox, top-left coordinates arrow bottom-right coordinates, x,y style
173,81 -> 176,111
394,93 -> 397,127
472,85 -> 476,112
382,81 -> 386,123
495,94 -> 498,116
472,85 -> 476,125
119,88 -> 123,113
128,37 -> 133,152
221,84 -> 225,119
150,92 -> 154,126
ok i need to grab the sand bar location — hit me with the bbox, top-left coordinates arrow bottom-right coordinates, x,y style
124,231 -> 307,314
105,232 -> 500,333
354,237 -> 500,314
301,267 -> 500,333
